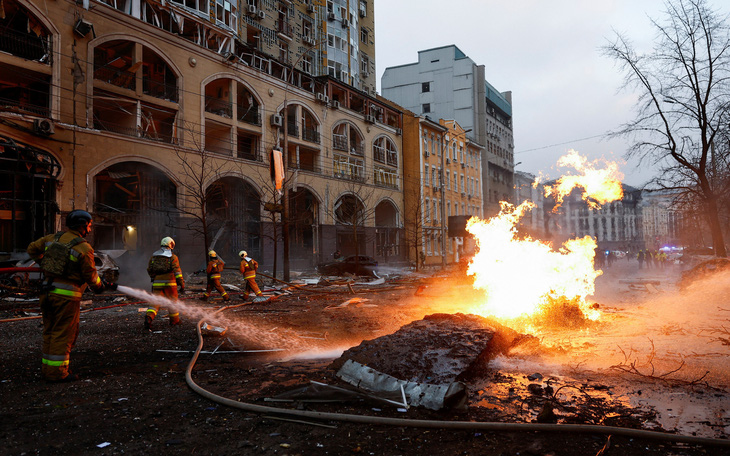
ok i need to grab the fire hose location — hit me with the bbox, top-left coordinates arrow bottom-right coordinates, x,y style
184,305 -> 730,449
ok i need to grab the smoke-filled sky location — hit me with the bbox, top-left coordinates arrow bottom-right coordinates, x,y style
375,0 -> 718,188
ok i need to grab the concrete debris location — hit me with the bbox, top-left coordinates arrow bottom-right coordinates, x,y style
330,313 -> 534,384
335,359 -> 467,411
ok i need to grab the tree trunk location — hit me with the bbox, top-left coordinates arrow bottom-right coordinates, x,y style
705,197 -> 727,257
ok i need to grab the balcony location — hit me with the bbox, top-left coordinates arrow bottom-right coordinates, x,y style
238,108 -> 261,126
142,78 -> 178,103
333,134 -> 348,151
286,122 -> 298,137
205,96 -> 232,118
302,127 -> 320,144
0,28 -> 51,63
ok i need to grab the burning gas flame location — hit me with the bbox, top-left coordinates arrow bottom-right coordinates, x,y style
543,150 -> 624,209
464,151 -> 625,325
465,202 -> 601,321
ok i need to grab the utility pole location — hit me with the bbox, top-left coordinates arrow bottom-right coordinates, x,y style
440,133 -> 448,269
281,38 -> 318,282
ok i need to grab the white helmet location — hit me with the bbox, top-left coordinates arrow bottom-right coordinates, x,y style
239,250 -> 247,258
208,250 -> 217,258
161,237 -> 175,249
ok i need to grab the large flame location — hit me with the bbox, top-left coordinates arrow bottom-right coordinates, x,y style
465,202 -> 601,320
464,151 -> 625,325
543,150 -> 624,209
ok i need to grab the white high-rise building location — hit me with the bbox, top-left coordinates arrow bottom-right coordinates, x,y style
382,45 -> 514,218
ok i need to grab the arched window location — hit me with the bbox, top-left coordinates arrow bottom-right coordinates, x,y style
203,77 -> 262,160
0,0 -> 54,117
92,40 -> 179,143
332,122 -> 364,181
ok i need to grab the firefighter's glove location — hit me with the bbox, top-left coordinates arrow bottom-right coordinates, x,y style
179,285 -> 185,294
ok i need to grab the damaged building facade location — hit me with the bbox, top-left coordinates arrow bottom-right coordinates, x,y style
0,0 -> 404,271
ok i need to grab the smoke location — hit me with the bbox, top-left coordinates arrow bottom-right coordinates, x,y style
515,266 -> 730,385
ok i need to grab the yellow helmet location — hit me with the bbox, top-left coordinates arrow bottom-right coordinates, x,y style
239,250 -> 247,258
208,250 -> 217,258
161,237 -> 175,249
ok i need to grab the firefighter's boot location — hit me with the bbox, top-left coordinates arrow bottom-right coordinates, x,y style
201,294 -> 208,301
144,315 -> 153,331
223,294 -> 231,302
169,315 -> 181,326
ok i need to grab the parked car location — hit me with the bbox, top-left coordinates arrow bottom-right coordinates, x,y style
10,252 -> 120,288
317,255 -> 378,276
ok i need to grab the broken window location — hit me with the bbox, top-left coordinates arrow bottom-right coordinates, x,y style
334,194 -> 364,226
301,108 -> 319,143
0,63 -> 51,117
332,122 -> 363,155
0,0 -> 52,63
205,120 -> 233,156
373,136 -> 397,167
237,83 -> 260,125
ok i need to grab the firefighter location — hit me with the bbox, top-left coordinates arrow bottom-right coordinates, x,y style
239,250 -> 262,300
202,250 -> 230,302
27,210 -> 116,382
145,237 -> 185,329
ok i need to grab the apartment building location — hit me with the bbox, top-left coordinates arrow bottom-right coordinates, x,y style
381,45 -> 514,219
544,184 -> 644,252
0,0 -> 401,272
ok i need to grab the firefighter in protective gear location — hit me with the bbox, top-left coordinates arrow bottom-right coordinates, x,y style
145,237 -> 185,329
202,250 -> 230,302
27,210 -> 114,382
239,250 -> 262,300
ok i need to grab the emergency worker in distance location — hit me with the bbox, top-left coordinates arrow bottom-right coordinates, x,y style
145,237 -> 185,329
239,250 -> 262,300
202,250 -> 230,302
27,210 -> 116,382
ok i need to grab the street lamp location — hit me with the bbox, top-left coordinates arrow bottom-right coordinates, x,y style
440,128 -> 471,268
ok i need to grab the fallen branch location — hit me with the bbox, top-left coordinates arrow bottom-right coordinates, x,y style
610,338 -> 710,386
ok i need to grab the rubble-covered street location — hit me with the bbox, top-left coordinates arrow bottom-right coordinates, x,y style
1,259 -> 729,455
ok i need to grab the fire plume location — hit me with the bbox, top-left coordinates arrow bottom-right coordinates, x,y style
544,150 -> 624,209
465,202 -> 601,322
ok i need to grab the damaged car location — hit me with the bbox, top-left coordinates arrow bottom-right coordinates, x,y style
317,255 -> 378,276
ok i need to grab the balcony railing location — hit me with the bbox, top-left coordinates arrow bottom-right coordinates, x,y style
206,144 -> 234,157
238,107 -> 261,126
302,127 -> 320,143
333,134 -> 348,151
288,161 -> 321,174
0,28 -> 51,63
350,142 -> 364,156
142,78 -> 179,103
238,144 -> 262,161
205,96 -> 232,118
287,122 -> 298,137
0,96 -> 50,117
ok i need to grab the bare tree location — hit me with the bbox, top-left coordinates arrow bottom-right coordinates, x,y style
403,183 -> 426,271
324,176 -> 379,266
171,122 -> 225,259
603,0 -> 730,256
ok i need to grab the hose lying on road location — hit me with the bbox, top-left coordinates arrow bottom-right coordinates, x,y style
185,305 -> 730,448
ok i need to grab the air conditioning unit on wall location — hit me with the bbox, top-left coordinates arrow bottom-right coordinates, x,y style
270,114 -> 283,127
33,119 -> 55,135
